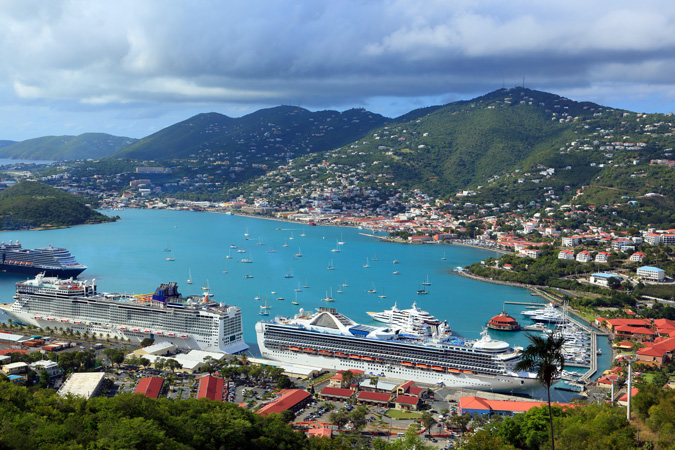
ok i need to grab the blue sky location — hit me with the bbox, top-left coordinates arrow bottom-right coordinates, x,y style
2,0 -> 675,141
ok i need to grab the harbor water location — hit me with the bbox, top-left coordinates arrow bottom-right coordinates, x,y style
0,208 -> 611,400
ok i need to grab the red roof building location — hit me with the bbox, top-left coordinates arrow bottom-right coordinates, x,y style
395,395 -> 420,411
459,396 -> 570,417
319,386 -> 354,401
636,336 -> 675,367
307,427 -> 332,439
356,391 -> 392,406
134,376 -> 164,398
487,311 -> 521,331
197,375 -> 224,401
257,389 -> 312,416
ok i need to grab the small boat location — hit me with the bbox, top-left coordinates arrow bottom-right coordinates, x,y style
392,260 -> 400,264
237,249 -> 246,253
327,259 -> 334,270
284,273 -> 294,278
331,240 -> 341,253
244,228 -> 249,237
187,269 -> 192,284
441,252 -> 447,261
323,288 -> 335,302
303,280 -> 310,288
244,274 -> 254,279
201,280 -> 210,291
292,292 -> 299,305
241,258 -> 252,263
226,249 -> 233,259
336,287 -> 343,294
301,229 -> 306,237
342,280 -> 348,287
164,242 -> 171,252
282,239 -> 289,247
258,304 -> 269,316
393,270 -> 400,275
367,283 -> 377,294
295,247 -> 302,257
338,234 -> 345,245
378,289 -> 387,299
254,294 -> 261,301
422,275 -> 431,286
276,297 -> 285,301
363,257 -> 370,268
372,254 -> 378,261
230,244 -> 237,249
166,251 -> 175,261
417,284 -> 429,295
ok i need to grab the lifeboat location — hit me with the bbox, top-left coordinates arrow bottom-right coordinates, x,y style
401,362 -> 414,366
416,364 -> 429,369
289,347 -> 301,351
143,330 -> 150,333
155,331 -> 163,335
47,317 -> 54,321
167,333 -> 175,337
449,368 -> 461,373
132,328 -> 139,332
349,354 -> 361,359
463,370 -> 474,374
119,326 -> 126,330
180,334 -> 188,338
432,366 -> 445,371
319,350 -> 332,354
363,356 -> 374,361
61,319 -> 69,323
73,320 -> 81,324
335,352 -> 348,358
34,316 -> 41,319
304,348 -> 316,353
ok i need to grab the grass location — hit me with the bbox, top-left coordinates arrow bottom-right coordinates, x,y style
386,410 -> 422,420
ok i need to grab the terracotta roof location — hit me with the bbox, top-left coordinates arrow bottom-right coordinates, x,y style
134,376 -> 163,398
320,386 -> 354,398
614,325 -> 655,335
257,389 -> 311,416
197,375 -> 224,401
618,389 -> 639,402
356,391 -> 392,402
396,395 -> 420,405
308,427 -> 332,438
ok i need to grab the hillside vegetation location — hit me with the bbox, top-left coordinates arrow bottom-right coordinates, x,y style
0,133 -> 137,161
0,181 -> 115,230
114,106 -> 389,161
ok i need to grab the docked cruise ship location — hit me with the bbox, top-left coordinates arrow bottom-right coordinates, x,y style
1,274 -> 248,354
256,308 -> 540,392
367,302 -> 450,338
0,241 -> 86,278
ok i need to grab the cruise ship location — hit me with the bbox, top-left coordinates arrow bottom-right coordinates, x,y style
256,308 -> 540,392
367,302 -> 450,338
0,274 -> 248,354
0,241 -> 86,278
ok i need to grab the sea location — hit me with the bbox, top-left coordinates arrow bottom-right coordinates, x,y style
0,208 -> 611,401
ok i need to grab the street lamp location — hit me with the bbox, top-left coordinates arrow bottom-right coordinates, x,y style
606,374 -> 620,405
625,354 -> 637,422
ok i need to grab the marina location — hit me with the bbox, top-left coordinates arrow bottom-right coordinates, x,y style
0,208 -> 611,400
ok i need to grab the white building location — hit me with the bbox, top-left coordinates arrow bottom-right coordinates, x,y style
576,251 -> 592,263
30,360 -> 62,378
558,249 -> 575,260
637,266 -> 666,282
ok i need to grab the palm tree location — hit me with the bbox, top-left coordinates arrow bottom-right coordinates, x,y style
515,332 -> 566,450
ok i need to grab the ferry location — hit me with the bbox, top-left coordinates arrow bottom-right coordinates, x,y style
1,274 -> 248,354
256,308 -> 541,392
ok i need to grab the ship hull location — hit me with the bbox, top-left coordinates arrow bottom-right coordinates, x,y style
3,308 -> 248,354
255,324 -> 539,392
0,263 -> 86,278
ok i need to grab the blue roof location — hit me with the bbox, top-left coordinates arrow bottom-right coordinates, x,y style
638,266 -> 664,272
591,273 -> 619,278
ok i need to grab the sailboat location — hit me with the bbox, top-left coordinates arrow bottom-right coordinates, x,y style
303,280 -> 310,288
338,233 -> 345,245
226,249 -> 233,259
331,240 -> 341,253
258,298 -> 270,316
292,292 -> 299,305
301,229 -> 306,237
295,247 -> 302,257
268,244 -> 277,253
372,254 -> 378,261
187,269 -> 193,284
417,284 -> 429,295
441,252 -> 447,261
254,293 -> 261,301
166,251 -> 175,261
201,280 -> 210,291
378,289 -> 387,299
367,283 -> 377,294
282,239 -> 289,248
363,258 -> 370,268
244,228 -> 249,237
342,279 -> 348,287
164,242 -> 171,252
257,236 -> 265,245
422,275 -> 432,286
336,285 -> 343,294
323,288 -> 335,302
327,259 -> 335,270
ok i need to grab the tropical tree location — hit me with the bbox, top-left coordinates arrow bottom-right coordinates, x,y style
514,332 -> 566,450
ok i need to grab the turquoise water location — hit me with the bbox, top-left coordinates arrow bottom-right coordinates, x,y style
0,209 -> 610,399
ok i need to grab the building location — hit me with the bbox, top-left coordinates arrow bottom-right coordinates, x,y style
589,273 -> 621,287
130,342 -> 177,358
637,266 -> 666,282
558,249 -> 575,260
1,361 -> 28,375
630,252 -> 646,263
618,389 -> 640,407
636,337 -> 675,367
30,360 -> 62,378
57,372 -> 106,399
459,396 -> 570,417
358,378 -> 398,393
257,389 -> 312,416
395,395 -> 420,411
562,236 -> 581,247
576,251 -> 592,263
356,391 -> 392,407
197,375 -> 225,401
595,252 -> 609,263
319,386 -> 354,402
134,376 -> 164,398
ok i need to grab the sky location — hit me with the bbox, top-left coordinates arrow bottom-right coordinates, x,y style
2,0 -> 675,141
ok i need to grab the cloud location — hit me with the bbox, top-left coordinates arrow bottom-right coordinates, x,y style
1,0 -> 675,139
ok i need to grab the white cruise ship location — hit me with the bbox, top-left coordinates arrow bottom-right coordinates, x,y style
1,274 -> 248,354
256,307 -> 541,392
367,302 -> 450,338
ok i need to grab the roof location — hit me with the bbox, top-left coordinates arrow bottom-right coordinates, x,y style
320,386 -> 354,398
615,326 -> 655,335
307,427 -> 332,438
638,266 -> 664,272
197,375 -> 224,401
591,273 -> 620,279
619,389 -> 640,402
257,389 -> 311,416
0,349 -> 28,356
356,391 -> 392,402
134,376 -> 164,398
138,342 -> 176,355
460,396 -> 562,414
395,395 -> 420,405
57,372 -> 105,399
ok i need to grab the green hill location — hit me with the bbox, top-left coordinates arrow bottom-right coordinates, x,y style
0,133 -> 137,161
114,106 -> 389,160
0,181 -> 115,230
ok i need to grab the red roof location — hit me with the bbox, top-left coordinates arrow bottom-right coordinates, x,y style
0,349 -> 28,356
407,386 -> 424,397
320,386 -> 354,398
398,380 -> 414,391
356,391 -> 392,402
460,396 -> 564,413
197,375 -> 224,401
614,325 -> 655,335
134,376 -> 163,398
395,395 -> 420,405
257,389 -> 311,416
619,389 -> 639,402
606,318 -> 652,327
307,427 -> 332,438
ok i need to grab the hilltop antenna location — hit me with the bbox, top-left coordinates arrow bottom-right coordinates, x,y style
523,76 -> 526,89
